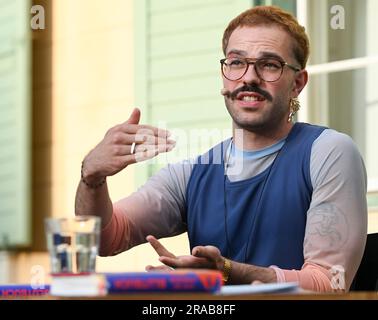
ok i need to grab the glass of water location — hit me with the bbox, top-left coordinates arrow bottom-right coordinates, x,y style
45,216 -> 101,274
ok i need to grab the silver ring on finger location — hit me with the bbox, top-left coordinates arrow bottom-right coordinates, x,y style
130,142 -> 136,155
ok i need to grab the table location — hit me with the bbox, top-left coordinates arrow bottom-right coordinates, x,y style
27,291 -> 378,300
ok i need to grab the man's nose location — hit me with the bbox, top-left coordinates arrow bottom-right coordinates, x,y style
241,63 -> 262,85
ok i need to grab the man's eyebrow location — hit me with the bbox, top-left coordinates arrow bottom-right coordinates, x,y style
226,50 -> 285,61
226,49 -> 248,56
258,51 -> 285,60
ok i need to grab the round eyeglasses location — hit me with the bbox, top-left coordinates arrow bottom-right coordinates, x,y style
220,57 -> 301,82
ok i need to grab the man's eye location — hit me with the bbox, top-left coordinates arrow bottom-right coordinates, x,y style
228,59 -> 245,66
260,61 -> 281,69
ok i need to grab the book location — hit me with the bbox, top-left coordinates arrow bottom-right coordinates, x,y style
105,269 -> 222,294
49,269 -> 223,297
218,282 -> 299,295
50,273 -> 107,297
0,284 -> 50,297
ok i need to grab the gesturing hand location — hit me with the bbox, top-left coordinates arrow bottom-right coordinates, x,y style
82,108 -> 176,184
145,235 -> 224,272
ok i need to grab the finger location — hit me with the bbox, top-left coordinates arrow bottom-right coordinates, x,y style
145,265 -> 154,272
108,142 -> 141,157
135,134 -> 176,146
125,108 -> 141,125
134,144 -> 175,163
192,246 -> 224,270
192,246 -> 219,260
146,235 -> 176,258
108,133 -> 174,156
110,144 -> 162,157
121,144 -> 175,166
121,124 -> 171,138
135,141 -> 175,154
145,265 -> 174,272
110,145 -> 129,156
109,132 -> 145,145
136,127 -> 171,140
159,256 -> 181,268
159,255 -> 209,269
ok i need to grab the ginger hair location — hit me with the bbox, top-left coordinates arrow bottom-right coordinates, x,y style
222,6 -> 309,69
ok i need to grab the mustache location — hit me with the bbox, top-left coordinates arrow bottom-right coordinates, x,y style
226,84 -> 273,101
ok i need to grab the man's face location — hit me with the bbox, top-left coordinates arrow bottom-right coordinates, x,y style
223,26 -> 302,132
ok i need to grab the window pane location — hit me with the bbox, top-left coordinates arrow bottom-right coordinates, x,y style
308,0 -> 378,64
307,67 -> 378,194
255,0 -> 296,15
272,0 -> 296,14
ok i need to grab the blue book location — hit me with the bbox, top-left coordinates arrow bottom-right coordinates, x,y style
105,270 -> 223,294
0,284 -> 50,297
50,270 -> 223,296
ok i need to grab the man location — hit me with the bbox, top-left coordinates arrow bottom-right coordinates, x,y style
75,6 -> 367,291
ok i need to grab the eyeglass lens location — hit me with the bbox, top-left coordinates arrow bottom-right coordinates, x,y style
222,58 -> 284,82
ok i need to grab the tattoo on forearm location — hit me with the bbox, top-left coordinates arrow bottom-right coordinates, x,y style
305,203 -> 349,250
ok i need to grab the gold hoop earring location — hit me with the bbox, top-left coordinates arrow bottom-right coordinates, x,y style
288,97 -> 300,122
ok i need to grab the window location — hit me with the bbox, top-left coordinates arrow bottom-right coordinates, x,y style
297,0 -> 378,207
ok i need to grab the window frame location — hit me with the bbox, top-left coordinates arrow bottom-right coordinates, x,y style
296,0 -> 378,194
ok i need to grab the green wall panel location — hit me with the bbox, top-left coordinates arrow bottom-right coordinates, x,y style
0,0 -> 31,248
135,0 -> 251,179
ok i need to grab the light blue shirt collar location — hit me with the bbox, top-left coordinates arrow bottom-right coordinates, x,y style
231,137 -> 286,160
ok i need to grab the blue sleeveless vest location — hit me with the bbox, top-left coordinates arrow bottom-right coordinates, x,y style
185,123 -> 326,269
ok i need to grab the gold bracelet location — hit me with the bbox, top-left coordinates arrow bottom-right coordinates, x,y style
222,258 -> 232,283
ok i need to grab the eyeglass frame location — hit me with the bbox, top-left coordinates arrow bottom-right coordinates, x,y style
220,57 -> 301,82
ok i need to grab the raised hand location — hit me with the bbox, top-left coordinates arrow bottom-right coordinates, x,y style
81,108 -> 175,184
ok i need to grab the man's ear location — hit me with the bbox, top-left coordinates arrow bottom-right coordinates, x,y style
292,69 -> 308,96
